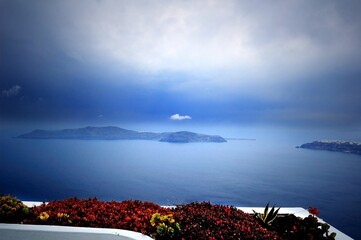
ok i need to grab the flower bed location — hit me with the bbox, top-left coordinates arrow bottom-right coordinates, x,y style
0,194 -> 336,240
23,197 -> 171,235
172,202 -> 280,239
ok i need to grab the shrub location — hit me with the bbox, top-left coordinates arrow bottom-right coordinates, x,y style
24,197 -> 171,235
0,194 -> 29,223
271,214 -> 336,240
172,202 -> 281,240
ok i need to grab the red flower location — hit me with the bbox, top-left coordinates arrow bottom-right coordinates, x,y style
88,214 -> 96,221
308,207 -> 320,216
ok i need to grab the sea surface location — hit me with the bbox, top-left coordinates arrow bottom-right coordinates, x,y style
1,126 -> 360,239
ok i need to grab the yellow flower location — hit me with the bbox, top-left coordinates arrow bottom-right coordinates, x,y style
39,212 -> 49,221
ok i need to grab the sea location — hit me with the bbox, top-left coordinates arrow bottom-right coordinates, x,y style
1,125 -> 360,239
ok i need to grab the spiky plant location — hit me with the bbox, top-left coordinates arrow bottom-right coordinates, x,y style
253,202 -> 280,227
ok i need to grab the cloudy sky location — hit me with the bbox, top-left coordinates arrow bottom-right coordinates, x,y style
1,0 -> 361,128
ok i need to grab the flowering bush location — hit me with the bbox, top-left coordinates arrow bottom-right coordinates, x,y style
24,197 -> 171,235
0,194 -> 29,223
0,196 -> 337,240
172,202 -> 281,240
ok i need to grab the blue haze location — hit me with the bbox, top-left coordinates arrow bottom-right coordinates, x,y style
1,126 -> 360,238
2,1 -> 361,239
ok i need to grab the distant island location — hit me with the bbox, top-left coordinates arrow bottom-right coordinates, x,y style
297,140 -> 361,155
17,126 -> 227,143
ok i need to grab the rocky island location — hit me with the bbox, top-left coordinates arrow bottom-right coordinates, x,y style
17,126 -> 227,143
297,140 -> 361,155
159,131 -> 226,143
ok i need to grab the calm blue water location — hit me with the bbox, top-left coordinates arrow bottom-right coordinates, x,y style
1,126 -> 360,238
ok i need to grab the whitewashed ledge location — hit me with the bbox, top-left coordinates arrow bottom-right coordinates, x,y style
0,224 -> 154,240
0,202 -> 353,240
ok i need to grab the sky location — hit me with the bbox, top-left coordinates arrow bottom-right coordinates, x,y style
1,0 -> 361,129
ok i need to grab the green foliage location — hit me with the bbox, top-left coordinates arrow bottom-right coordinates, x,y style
253,202 -> 280,227
0,194 -> 29,223
320,221 -> 337,239
150,213 -> 182,240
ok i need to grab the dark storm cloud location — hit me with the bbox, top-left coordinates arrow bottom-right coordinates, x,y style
1,0 -> 361,127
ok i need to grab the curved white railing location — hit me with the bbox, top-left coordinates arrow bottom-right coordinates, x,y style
0,223 -> 154,240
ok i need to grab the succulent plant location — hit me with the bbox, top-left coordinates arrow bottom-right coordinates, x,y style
253,202 -> 280,227
173,202 -> 281,239
1,195 -> 337,240
150,213 -> 181,240
0,194 -> 29,223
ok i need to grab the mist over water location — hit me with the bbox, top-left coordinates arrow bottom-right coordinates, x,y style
1,125 -> 361,238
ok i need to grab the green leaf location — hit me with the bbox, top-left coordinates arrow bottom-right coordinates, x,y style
264,202 -> 269,216
330,232 -> 337,238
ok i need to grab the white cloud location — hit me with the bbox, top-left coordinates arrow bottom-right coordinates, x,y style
1,85 -> 21,97
170,114 -> 192,121
55,0 -> 361,84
